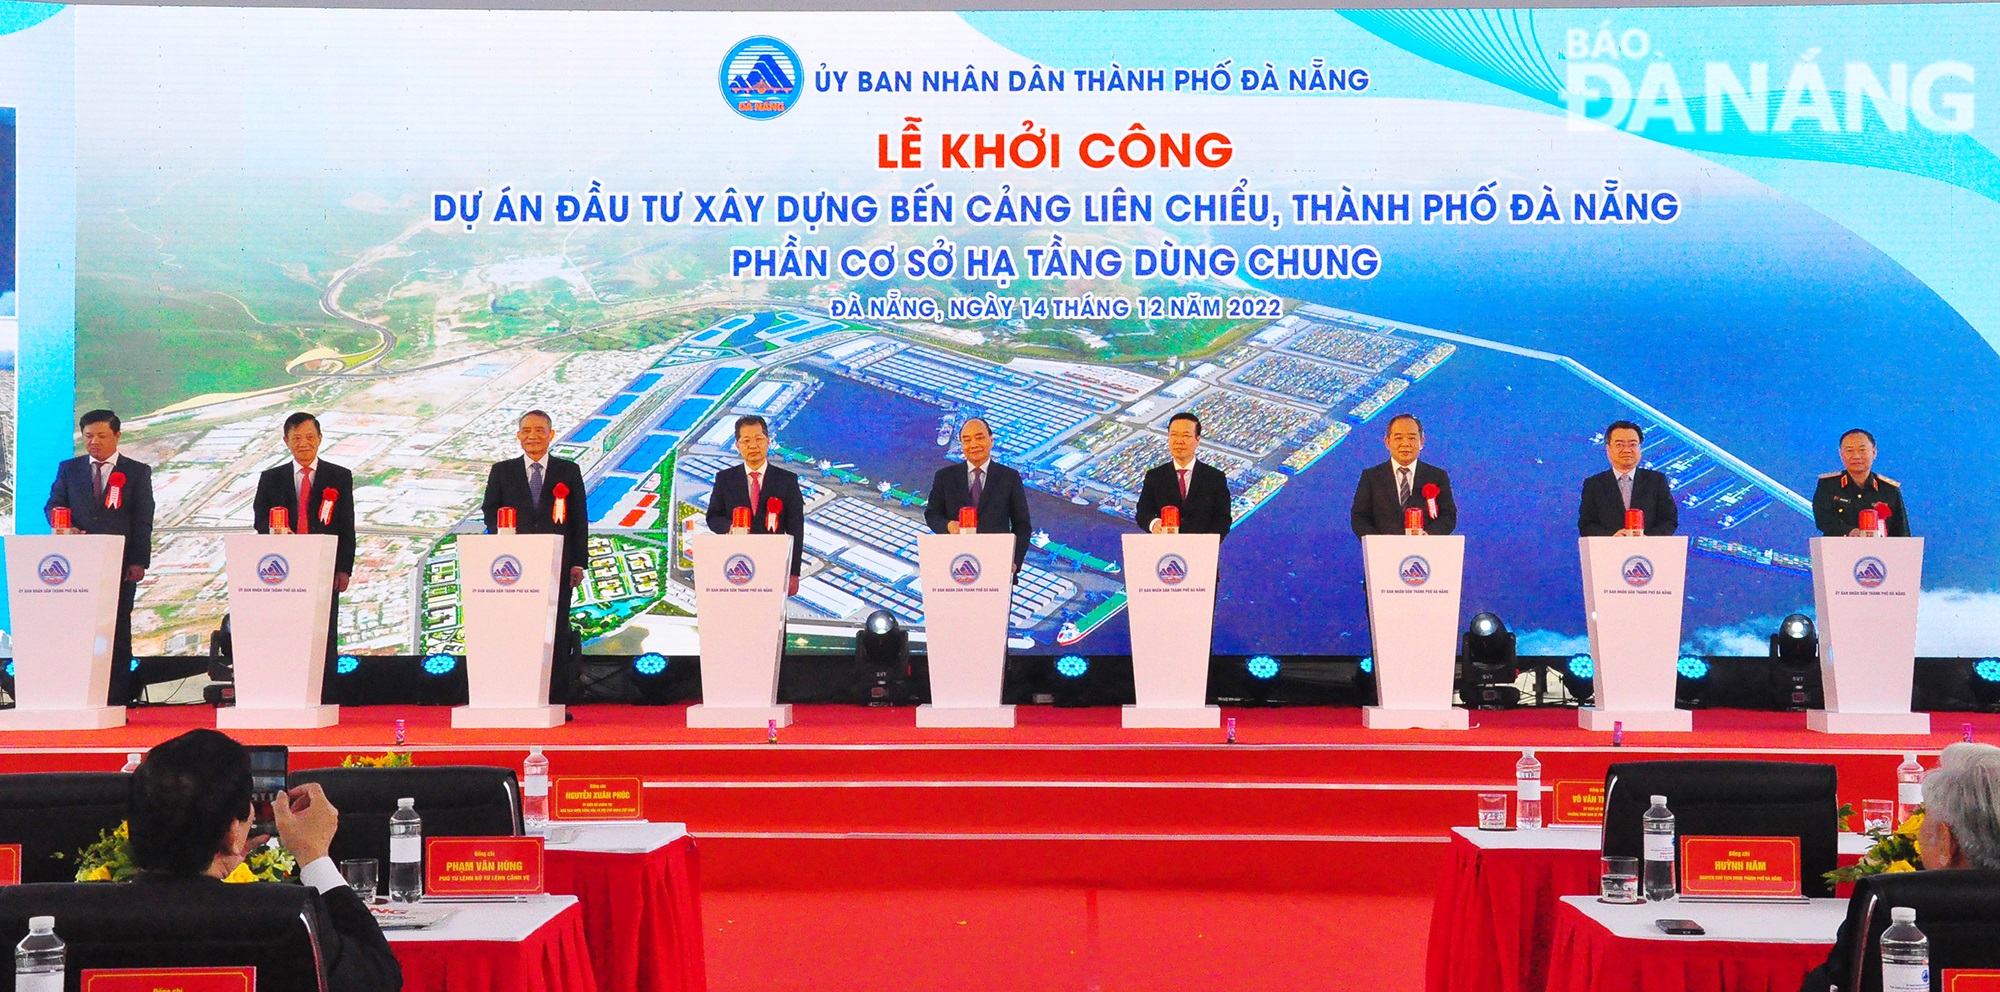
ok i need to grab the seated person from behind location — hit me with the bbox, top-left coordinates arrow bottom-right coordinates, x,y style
130,728 -> 401,992
1799,741 -> 2000,992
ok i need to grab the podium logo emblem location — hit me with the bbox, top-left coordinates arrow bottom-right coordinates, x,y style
950,554 -> 982,585
35,555 -> 70,586
1398,555 -> 1430,587
1854,556 -> 1888,588
723,553 -> 757,585
1621,555 -> 1654,587
257,554 -> 290,586
1156,554 -> 1189,586
490,555 -> 523,586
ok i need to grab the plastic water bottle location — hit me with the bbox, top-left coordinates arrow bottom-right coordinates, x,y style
1880,907 -> 1929,992
1896,753 -> 1925,825
119,752 -> 142,773
1515,750 -> 1543,830
1642,794 -> 1677,901
522,748 -> 550,837
14,915 -> 64,992
388,798 -> 423,903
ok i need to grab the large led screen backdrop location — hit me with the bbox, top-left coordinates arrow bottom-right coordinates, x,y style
1,4 -> 1996,660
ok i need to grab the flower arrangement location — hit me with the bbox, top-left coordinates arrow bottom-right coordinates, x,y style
68,821 -> 299,883
342,751 -> 414,768
1825,807 -> 1925,885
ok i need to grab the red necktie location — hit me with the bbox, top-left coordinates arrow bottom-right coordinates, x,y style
298,466 -> 312,534
749,471 -> 763,527
1178,468 -> 1189,499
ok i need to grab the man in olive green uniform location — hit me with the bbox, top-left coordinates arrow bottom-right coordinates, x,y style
1812,428 -> 1910,537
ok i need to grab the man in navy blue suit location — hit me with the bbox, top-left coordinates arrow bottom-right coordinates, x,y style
44,408 -> 155,705
252,412 -> 358,682
480,410 -> 589,705
1577,419 -> 1679,537
923,417 -> 1032,574
705,415 -> 805,595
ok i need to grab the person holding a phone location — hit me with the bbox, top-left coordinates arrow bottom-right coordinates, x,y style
129,729 -> 401,992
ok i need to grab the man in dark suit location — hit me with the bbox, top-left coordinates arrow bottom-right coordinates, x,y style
1578,419 -> 1678,536
1350,413 -> 1458,537
129,728 -> 400,992
924,417 -> 1032,573
480,410 -> 589,705
44,408 -> 155,706
252,413 -> 357,684
1812,428 -> 1911,537
1135,412 -> 1233,540
704,414 -> 805,595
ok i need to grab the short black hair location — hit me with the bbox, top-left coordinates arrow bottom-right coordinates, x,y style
518,410 -> 553,429
1168,412 -> 1202,437
1604,420 -> 1644,444
129,729 -> 252,876
1385,413 -> 1423,437
1840,428 -> 1877,447
734,415 -> 769,439
282,412 -> 321,437
959,417 -> 993,437
79,409 -> 121,433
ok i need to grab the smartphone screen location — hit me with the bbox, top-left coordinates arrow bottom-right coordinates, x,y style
248,745 -> 288,837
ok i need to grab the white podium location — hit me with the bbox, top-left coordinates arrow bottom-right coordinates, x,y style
0,535 -> 127,730
1361,534 -> 1468,730
1122,533 -> 1222,729
218,534 -> 339,729
1808,536 -> 1929,734
1578,536 -> 1693,732
454,534 -> 566,728
687,532 -> 793,728
916,533 -> 1015,728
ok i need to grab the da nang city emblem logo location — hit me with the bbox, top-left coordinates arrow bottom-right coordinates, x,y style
1621,555 -> 1654,588
950,554 -> 982,585
257,554 -> 290,586
723,554 -> 757,586
36,555 -> 69,586
720,36 -> 803,120
1398,555 -> 1430,587
490,555 -> 523,587
1854,556 -> 1888,588
1156,554 -> 1189,586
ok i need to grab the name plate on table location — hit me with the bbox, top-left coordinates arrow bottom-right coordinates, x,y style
1946,972 -> 2000,991
0,844 -> 19,885
425,837 -> 545,897
82,968 -> 255,992
1550,781 -> 1606,825
1678,836 -> 1804,900
550,776 -> 643,820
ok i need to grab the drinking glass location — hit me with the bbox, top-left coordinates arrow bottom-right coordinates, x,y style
1862,799 -> 1894,834
1477,793 -> 1509,831
340,858 -> 380,903
1600,856 -> 1641,903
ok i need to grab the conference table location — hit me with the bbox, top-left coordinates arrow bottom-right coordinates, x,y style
1427,826 -> 1867,992
1543,896 -> 1843,992
383,822 -> 706,992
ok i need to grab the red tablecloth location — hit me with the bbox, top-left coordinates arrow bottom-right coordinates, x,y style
546,834 -> 708,992
392,900 -> 598,992
1542,900 -> 1830,992
1426,832 -> 1601,992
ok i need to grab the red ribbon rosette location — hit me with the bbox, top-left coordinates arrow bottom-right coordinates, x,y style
320,487 -> 338,526
1422,482 -> 1441,518
105,471 -> 127,510
551,482 -> 570,525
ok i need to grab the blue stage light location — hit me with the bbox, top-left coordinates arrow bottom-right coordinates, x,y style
1359,655 -> 1374,674
1977,658 -> 2000,683
3,662 -> 11,678
1677,656 -> 1710,680
129,658 -> 140,672
336,655 -> 360,675
1056,654 -> 1089,678
422,653 -> 459,676
634,652 -> 669,676
1567,654 -> 1594,680
1247,655 -> 1280,679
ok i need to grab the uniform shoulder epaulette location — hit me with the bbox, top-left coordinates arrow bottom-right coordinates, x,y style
1819,471 -> 1842,479
1876,474 -> 1899,487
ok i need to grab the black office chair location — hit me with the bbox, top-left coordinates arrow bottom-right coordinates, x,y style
289,766 -> 521,867
1602,760 -> 1839,898
0,773 -> 130,884
0,881 -> 329,992
1844,869 -> 2000,992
